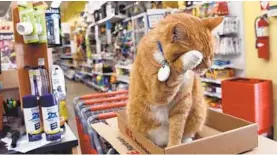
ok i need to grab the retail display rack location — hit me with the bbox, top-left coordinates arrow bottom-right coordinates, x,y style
53,33 -> 76,80
196,2 -> 245,111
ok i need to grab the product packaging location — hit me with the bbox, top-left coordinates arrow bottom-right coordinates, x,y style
51,65 -> 68,125
27,59 -> 50,97
40,93 -> 61,141
34,2 -> 48,43
28,68 -> 40,96
45,8 -> 61,47
17,2 -> 39,43
22,95 -> 42,141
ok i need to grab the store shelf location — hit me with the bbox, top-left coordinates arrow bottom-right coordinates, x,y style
134,28 -> 145,33
97,14 -> 126,26
81,64 -> 92,68
115,64 -> 132,70
63,44 -> 71,47
60,63 -> 75,68
209,107 -> 223,113
85,80 -> 108,92
201,77 -> 235,84
204,91 -> 222,98
64,73 -> 74,80
123,17 -> 131,23
57,44 -> 71,48
60,55 -> 73,59
92,56 -> 114,60
124,30 -> 133,34
117,75 -> 130,83
75,73 -> 84,80
79,71 -> 92,76
210,64 -> 234,69
91,71 -> 114,76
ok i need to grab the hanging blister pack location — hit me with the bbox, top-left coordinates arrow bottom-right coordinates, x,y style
51,65 -> 66,101
213,16 -> 240,55
51,65 -> 68,124
216,16 -> 239,35
27,58 -> 50,97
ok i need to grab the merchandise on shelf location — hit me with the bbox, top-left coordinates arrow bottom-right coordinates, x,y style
205,96 -> 222,109
0,37 -> 16,70
204,68 -> 236,80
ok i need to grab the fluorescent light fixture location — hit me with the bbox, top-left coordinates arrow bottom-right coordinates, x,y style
51,0 -> 62,8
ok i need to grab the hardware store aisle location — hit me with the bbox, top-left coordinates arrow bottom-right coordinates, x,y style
65,79 -> 95,138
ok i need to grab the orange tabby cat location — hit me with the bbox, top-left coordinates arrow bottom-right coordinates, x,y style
127,13 -> 223,147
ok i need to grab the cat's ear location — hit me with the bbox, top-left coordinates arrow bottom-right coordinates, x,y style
201,17 -> 223,31
170,23 -> 187,43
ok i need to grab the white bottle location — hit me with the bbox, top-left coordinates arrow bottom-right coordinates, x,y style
23,95 -> 42,141
40,93 -> 61,141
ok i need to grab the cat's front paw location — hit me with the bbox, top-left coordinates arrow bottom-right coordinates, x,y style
182,136 -> 193,143
181,50 -> 203,71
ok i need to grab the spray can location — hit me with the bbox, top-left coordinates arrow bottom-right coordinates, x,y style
22,95 -> 42,141
40,93 -> 61,141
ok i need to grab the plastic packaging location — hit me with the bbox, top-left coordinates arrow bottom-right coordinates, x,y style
34,3 -> 48,43
17,2 -> 39,43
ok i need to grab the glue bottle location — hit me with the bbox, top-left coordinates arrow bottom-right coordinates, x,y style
40,93 -> 61,141
22,95 -> 42,141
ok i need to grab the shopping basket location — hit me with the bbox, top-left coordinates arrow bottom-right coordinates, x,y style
73,90 -> 128,154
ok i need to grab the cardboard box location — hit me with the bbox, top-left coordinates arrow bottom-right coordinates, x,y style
117,109 -> 258,154
92,118 -> 141,154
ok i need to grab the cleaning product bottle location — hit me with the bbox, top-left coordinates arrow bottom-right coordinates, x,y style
40,93 -> 61,141
22,95 -> 42,141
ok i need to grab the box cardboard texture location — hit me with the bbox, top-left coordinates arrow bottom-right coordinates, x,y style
117,109 -> 258,154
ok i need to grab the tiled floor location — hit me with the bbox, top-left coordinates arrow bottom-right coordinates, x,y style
65,79 -> 96,153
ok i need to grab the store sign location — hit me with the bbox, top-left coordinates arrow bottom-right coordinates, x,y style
0,21 -> 13,33
260,1 -> 270,11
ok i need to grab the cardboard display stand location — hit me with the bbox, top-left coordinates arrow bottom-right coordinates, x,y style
12,1 -> 52,101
